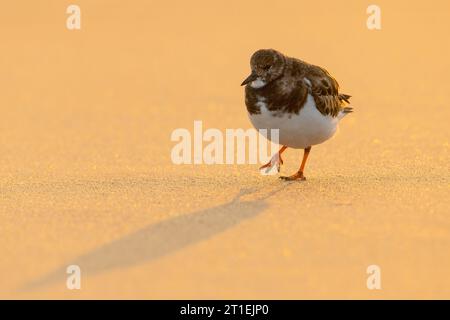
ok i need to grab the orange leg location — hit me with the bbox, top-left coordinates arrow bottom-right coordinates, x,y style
280,146 -> 311,181
259,145 -> 287,172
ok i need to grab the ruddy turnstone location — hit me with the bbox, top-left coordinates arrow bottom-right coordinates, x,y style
241,49 -> 353,180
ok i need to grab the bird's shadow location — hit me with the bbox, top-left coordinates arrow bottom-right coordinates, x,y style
22,183 -> 289,291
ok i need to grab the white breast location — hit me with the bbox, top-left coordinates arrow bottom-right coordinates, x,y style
248,94 -> 340,149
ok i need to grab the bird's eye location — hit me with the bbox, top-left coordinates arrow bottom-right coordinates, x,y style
263,65 -> 271,71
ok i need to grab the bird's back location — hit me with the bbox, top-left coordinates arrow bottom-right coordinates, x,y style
245,55 -> 352,118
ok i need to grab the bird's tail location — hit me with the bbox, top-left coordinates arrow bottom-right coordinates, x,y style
342,106 -> 353,113
337,107 -> 353,120
337,93 -> 354,120
338,94 -> 352,104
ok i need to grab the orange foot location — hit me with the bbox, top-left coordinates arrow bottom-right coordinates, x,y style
259,154 -> 284,173
280,171 -> 306,181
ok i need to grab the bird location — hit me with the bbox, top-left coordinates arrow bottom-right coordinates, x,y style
241,49 -> 353,181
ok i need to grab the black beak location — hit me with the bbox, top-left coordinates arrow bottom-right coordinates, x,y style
241,72 -> 257,86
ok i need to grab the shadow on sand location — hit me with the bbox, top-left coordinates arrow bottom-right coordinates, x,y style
23,183 -> 288,290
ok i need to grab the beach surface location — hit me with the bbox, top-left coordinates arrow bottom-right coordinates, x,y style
1,0 -> 449,299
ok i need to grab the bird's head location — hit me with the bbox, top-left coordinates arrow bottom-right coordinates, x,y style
241,49 -> 285,88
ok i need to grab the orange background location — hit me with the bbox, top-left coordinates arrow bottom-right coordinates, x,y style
0,1 -> 449,299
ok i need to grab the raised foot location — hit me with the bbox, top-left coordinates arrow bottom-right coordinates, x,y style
259,154 -> 284,173
279,171 -> 306,181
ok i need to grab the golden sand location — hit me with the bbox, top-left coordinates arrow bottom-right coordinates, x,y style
0,0 -> 449,298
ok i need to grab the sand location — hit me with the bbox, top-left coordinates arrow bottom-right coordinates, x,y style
0,0 -> 449,299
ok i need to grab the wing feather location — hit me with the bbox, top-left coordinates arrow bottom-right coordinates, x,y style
304,64 -> 351,117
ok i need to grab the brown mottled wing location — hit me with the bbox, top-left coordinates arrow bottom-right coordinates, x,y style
245,78 -> 309,115
304,65 -> 351,117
